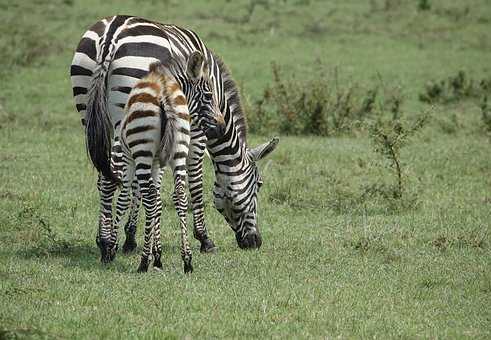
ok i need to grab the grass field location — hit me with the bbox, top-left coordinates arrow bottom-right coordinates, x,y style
1,0 -> 490,338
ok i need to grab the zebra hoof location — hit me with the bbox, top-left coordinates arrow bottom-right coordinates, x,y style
153,254 -> 163,270
184,260 -> 193,274
108,244 -> 118,262
137,256 -> 150,273
99,238 -> 116,264
122,238 -> 137,254
200,238 -> 217,253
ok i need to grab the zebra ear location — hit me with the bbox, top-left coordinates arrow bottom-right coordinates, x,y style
186,51 -> 207,80
247,137 -> 279,162
148,61 -> 162,73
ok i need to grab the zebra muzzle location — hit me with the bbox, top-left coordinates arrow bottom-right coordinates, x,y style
236,231 -> 262,250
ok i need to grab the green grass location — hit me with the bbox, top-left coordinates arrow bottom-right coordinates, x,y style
1,0 -> 490,338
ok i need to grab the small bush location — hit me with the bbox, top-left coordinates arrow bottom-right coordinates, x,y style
247,63 -> 381,136
419,70 -> 491,104
418,0 -> 431,11
347,234 -> 388,255
481,96 -> 491,136
431,232 -> 486,251
367,107 -> 429,201
436,112 -> 460,135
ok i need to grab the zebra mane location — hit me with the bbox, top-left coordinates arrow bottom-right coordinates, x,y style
212,53 -> 248,144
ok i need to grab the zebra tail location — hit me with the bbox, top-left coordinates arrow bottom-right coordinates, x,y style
85,66 -> 117,181
159,110 -> 177,166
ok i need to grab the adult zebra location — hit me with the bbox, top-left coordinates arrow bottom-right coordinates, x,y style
70,15 -> 279,260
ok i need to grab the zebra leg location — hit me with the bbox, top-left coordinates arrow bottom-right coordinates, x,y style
152,167 -> 164,270
136,174 -> 159,273
188,138 -> 217,253
109,163 -> 133,260
172,172 -> 193,273
123,169 -> 163,254
122,178 -> 140,253
96,174 -> 118,263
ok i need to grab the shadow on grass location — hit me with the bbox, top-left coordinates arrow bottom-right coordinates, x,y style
16,239 -> 206,274
16,241 -> 136,273
0,326 -> 61,340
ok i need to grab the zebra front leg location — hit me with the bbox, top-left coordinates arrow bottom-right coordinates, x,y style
96,174 -> 118,264
136,175 -> 159,273
188,138 -> 217,253
122,178 -> 140,253
172,173 -> 193,273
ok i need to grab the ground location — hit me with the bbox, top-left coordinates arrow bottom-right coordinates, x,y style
0,0 -> 490,338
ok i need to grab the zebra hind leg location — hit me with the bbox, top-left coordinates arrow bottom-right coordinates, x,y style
136,174 -> 160,273
136,170 -> 162,273
122,179 -> 140,254
96,174 -> 118,264
109,167 -> 133,261
151,169 -> 164,270
173,173 -> 193,273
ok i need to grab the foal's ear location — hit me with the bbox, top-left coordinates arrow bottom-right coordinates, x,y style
247,137 -> 280,162
148,61 -> 162,73
186,51 -> 208,80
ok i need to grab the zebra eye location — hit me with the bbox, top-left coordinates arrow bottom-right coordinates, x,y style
204,92 -> 213,101
257,178 -> 263,189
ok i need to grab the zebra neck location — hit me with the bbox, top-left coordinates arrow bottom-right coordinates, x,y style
208,104 -> 250,180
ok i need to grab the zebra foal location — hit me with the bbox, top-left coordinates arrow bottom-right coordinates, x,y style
111,59 -> 223,273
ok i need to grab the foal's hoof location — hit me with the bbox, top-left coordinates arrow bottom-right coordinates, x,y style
99,239 -> 117,264
183,257 -> 193,274
108,244 -> 118,262
153,255 -> 163,270
137,257 -> 150,273
200,238 -> 217,253
122,238 -> 137,254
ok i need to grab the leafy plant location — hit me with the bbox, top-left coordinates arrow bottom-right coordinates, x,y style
418,0 -> 431,11
247,63 -> 381,136
481,96 -> 491,136
368,111 -> 429,199
419,70 -> 491,104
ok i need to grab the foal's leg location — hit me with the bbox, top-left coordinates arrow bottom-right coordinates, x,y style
172,170 -> 193,273
151,164 -> 164,270
122,178 -> 140,253
136,170 -> 159,273
96,174 -> 118,263
123,169 -> 164,254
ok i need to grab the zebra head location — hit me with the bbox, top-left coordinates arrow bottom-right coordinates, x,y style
185,51 -> 225,139
213,137 -> 279,249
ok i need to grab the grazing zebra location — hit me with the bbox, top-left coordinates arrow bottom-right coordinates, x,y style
70,15 -> 279,261
111,59 -> 223,272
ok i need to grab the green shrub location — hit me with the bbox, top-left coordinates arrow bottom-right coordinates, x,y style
481,96 -> 491,136
367,109 -> 429,201
247,63 -> 381,136
419,70 -> 491,104
418,0 -> 431,11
